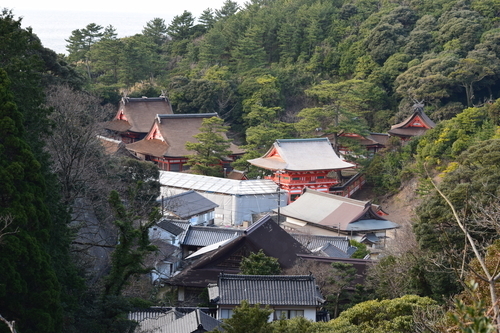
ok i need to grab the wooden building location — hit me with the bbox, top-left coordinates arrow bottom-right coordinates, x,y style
103,96 -> 174,143
248,138 -> 355,202
337,132 -> 390,155
279,188 -> 399,249
126,113 -> 243,172
388,103 -> 436,141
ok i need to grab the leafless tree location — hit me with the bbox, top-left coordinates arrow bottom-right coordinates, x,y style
428,175 -> 500,330
0,314 -> 17,333
44,84 -> 114,208
0,215 -> 17,245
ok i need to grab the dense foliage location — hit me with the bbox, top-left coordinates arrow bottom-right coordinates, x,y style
62,0 -> 500,143
4,0 -> 500,329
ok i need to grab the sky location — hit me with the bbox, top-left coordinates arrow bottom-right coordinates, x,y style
2,0 -> 249,54
2,0 -> 248,17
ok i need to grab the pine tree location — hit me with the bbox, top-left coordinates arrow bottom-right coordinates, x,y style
185,117 -> 232,177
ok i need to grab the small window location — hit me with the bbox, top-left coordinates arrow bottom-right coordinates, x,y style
317,176 -> 324,179
292,177 -> 300,180
169,164 -> 181,172
221,309 -> 233,319
275,310 -> 304,319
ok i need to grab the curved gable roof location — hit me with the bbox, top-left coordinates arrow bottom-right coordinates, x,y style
390,109 -> 436,131
248,138 -> 355,171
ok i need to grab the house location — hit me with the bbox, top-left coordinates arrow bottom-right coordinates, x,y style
388,102 -> 436,141
159,190 -> 219,226
177,225 -> 244,259
165,215 -> 310,304
130,308 -> 222,333
291,234 -> 357,258
148,240 -> 182,283
226,169 -> 247,180
248,138 -> 356,202
208,273 -> 325,321
150,219 -> 188,247
279,188 -> 399,247
125,113 -> 244,172
103,96 -> 174,143
159,171 -> 286,226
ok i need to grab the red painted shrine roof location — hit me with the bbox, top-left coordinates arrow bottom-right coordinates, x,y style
248,138 -> 355,171
388,108 -> 436,138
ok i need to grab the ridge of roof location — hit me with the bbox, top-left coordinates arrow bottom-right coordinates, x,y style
219,273 -> 315,281
123,96 -> 170,103
302,187 -> 369,206
275,137 -> 330,145
157,113 -> 218,120
244,214 -> 273,234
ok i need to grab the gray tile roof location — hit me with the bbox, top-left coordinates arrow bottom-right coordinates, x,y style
129,308 -> 183,328
181,226 -> 244,247
210,274 -> 324,306
157,220 -> 186,236
314,243 -> 351,258
161,190 -> 219,219
291,234 -> 351,253
167,309 -> 222,333
248,138 -> 355,171
131,308 -> 221,333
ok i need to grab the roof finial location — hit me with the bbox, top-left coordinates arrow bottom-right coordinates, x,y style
412,99 -> 424,113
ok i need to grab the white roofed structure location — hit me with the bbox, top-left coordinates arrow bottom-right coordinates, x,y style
159,171 -> 286,226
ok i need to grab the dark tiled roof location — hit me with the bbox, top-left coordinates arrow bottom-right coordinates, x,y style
291,234 -> 350,253
315,243 -> 351,258
166,216 -> 310,287
130,308 -> 221,333
210,274 -> 324,306
182,226 -> 244,247
129,308 -> 183,323
157,220 -> 186,236
161,190 -> 219,219
167,309 -> 222,333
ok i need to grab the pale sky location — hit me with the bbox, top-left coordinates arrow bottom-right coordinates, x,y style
2,0 -> 249,54
2,0 -> 248,16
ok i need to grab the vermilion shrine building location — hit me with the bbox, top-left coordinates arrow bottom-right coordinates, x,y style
126,113 -> 243,172
388,103 -> 436,140
248,138 -> 355,203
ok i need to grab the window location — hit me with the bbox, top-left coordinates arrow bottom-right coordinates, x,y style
275,310 -> 304,320
221,309 -> 233,319
169,163 -> 180,172
292,177 -> 300,180
317,176 -> 324,179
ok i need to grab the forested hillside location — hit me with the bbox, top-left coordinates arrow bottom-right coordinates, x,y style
1,0 -> 500,331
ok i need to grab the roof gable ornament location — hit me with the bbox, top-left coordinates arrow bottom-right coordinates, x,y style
412,99 -> 425,113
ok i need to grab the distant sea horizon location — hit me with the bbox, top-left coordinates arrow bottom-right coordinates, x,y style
12,9 -> 175,55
